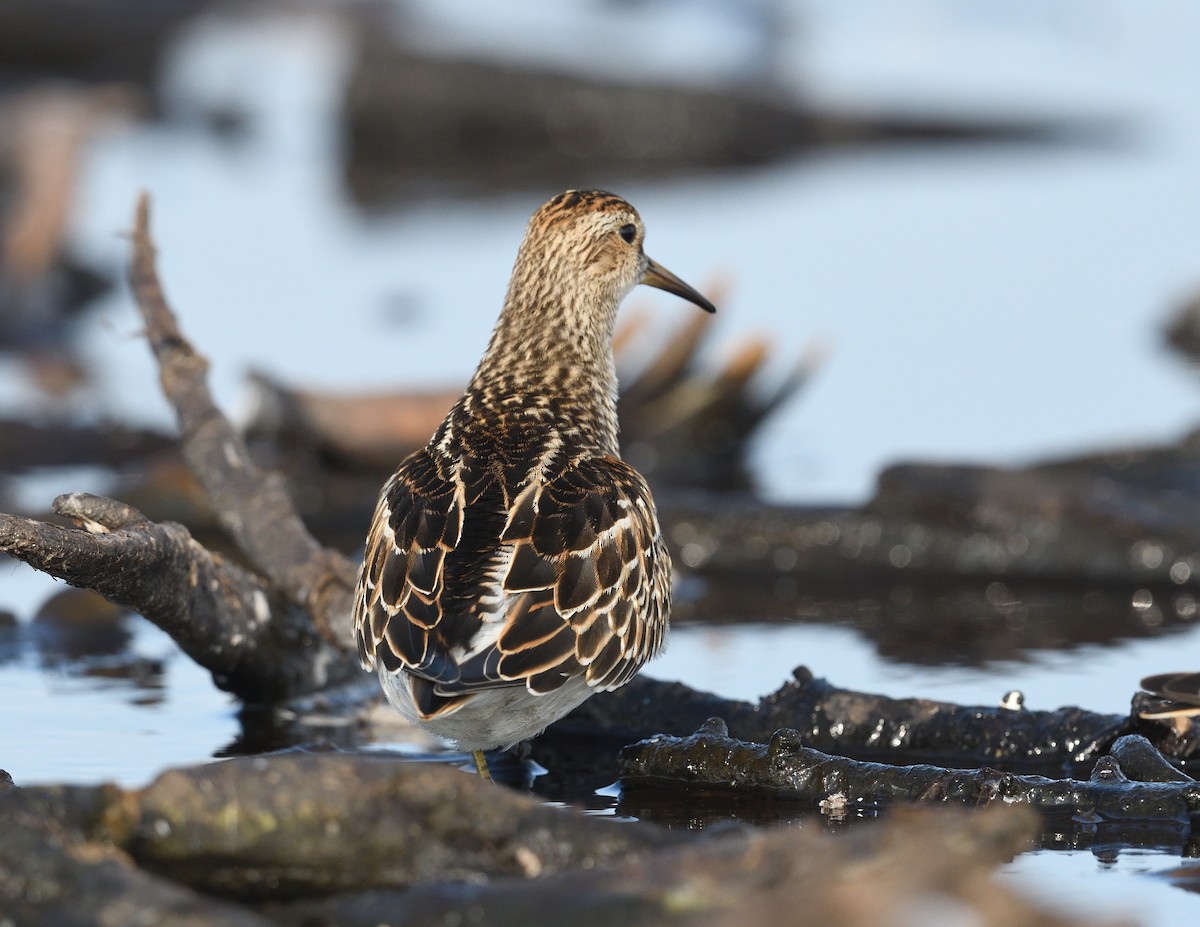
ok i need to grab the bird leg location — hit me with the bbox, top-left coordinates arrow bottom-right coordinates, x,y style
472,749 -> 493,781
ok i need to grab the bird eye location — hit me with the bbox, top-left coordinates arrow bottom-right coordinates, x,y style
618,224 -> 636,244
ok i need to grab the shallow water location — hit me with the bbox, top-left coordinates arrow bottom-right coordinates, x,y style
4,1 -> 1200,921
0,619 -> 236,787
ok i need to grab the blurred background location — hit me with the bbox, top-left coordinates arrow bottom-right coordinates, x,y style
4,1 -> 1197,507
3,1 -> 1200,920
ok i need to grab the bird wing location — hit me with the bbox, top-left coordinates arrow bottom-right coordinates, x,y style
354,447 -> 468,685
353,449 -> 669,711
492,453 -> 670,694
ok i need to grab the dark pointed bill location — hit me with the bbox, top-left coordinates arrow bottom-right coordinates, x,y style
641,258 -> 717,313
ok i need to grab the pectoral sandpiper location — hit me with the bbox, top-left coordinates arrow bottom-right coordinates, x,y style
353,190 -> 715,778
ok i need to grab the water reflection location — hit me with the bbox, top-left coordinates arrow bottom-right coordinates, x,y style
29,588 -> 132,665
681,576 -> 1197,667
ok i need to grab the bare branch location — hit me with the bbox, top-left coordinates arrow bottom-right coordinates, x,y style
127,192 -> 356,647
0,493 -> 358,700
619,718 -> 1200,824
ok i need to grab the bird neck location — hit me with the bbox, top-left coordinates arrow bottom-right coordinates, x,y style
462,289 -> 621,457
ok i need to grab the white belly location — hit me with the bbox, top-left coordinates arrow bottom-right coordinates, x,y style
377,667 -> 595,752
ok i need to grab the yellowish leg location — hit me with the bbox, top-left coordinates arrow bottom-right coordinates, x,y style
472,749 -> 493,781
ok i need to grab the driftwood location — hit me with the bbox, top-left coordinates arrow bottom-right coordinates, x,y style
0,493 -> 352,700
126,203 -> 358,648
0,419 -> 173,473
1111,731 -> 1199,782
665,458 -> 1200,592
0,753 -> 1114,927
619,720 -> 1200,835
561,667 -> 1199,773
243,373 -> 461,471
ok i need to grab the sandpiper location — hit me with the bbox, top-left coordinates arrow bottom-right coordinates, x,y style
353,190 -> 715,778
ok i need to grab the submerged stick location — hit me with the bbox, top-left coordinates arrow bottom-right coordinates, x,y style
618,719 -> 1200,825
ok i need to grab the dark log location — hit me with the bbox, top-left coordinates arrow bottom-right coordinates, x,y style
343,29 -> 1119,205
1,777 -> 271,925
0,0 -> 207,86
618,718 -> 1200,827
568,667 -> 1147,773
1163,285 -> 1200,365
663,461 -> 1200,590
0,418 -> 174,474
